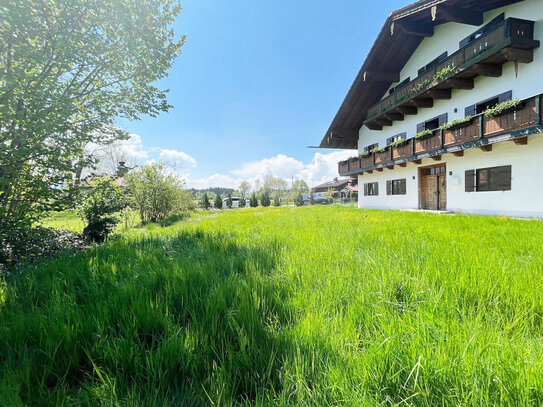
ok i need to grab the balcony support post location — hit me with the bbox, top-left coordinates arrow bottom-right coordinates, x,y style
536,95 -> 541,125
440,129 -> 444,148
478,116 -> 484,139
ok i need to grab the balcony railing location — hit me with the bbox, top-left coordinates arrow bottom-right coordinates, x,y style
338,94 -> 542,176
364,18 -> 539,129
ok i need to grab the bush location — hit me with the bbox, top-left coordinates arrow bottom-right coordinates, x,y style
126,163 -> 194,224
214,194 -> 223,209
249,193 -> 258,208
294,193 -> 304,207
226,195 -> 233,209
273,196 -> 281,207
239,197 -> 246,208
77,177 -> 124,243
260,191 -> 271,207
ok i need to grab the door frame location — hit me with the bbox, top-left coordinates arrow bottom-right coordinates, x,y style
418,163 -> 447,210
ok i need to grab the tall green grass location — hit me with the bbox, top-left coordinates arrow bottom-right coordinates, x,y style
1,206 -> 543,405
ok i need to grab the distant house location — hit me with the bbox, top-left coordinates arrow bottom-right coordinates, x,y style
320,0 -> 543,217
313,178 -> 358,199
340,180 -> 358,202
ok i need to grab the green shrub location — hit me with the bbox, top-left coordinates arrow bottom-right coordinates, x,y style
389,139 -> 408,148
239,197 -> 246,208
373,146 -> 388,153
294,193 -> 304,207
201,193 -> 211,210
226,195 -> 233,209
273,196 -> 281,207
125,163 -> 194,224
249,193 -> 258,208
78,177 -> 124,243
440,116 -> 473,131
359,151 -> 371,158
214,194 -> 223,210
260,191 -> 271,207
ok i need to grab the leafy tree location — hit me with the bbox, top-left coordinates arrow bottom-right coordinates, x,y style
77,177 -> 124,243
0,0 -> 183,235
214,194 -> 223,210
273,196 -> 281,207
239,196 -> 246,208
261,191 -> 271,207
226,194 -> 233,209
125,163 -> 193,224
294,193 -> 305,207
238,181 -> 251,201
291,180 -> 310,195
249,193 -> 259,208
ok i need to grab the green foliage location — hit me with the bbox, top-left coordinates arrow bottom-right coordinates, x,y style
359,151 -> 371,158
273,196 -> 281,207
433,66 -> 456,82
226,194 -> 233,209
2,207 -> 543,404
125,163 -> 194,224
77,177 -> 124,243
260,191 -> 271,207
0,0 -> 183,235
201,192 -> 211,210
373,146 -> 388,153
415,129 -> 435,139
294,193 -> 305,207
440,116 -> 473,131
239,196 -> 246,208
389,138 -> 408,148
238,181 -> 251,201
485,99 -> 524,118
310,194 -> 316,205
412,78 -> 431,93
214,194 -> 223,210
249,193 -> 258,208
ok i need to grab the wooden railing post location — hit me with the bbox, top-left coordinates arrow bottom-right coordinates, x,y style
440,129 -> 444,148
479,115 -> 484,139
536,95 -> 541,125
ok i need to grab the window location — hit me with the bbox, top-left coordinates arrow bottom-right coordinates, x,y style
387,179 -> 406,195
364,182 -> 379,196
423,166 -> 446,176
465,165 -> 511,192
386,132 -> 406,145
389,77 -> 411,95
364,143 -> 378,153
417,113 -> 448,133
465,91 -> 512,116
418,52 -> 448,76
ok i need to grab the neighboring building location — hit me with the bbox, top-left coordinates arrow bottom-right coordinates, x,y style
313,178 -> 357,199
320,0 -> 543,217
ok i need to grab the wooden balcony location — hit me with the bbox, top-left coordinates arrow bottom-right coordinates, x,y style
365,18 -> 539,130
338,94 -> 543,177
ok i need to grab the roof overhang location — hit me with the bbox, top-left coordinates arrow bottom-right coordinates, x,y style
319,0 -> 527,149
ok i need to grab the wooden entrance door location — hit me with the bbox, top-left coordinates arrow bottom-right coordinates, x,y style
420,165 -> 446,210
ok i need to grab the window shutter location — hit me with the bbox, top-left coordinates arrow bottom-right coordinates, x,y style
399,179 -> 406,195
375,183 -> 379,196
493,165 -> 512,191
465,170 -> 475,192
465,104 -> 476,117
416,122 -> 425,133
386,137 -> 392,145
387,180 -> 392,195
438,113 -> 448,127
498,90 -> 512,104
364,183 -> 368,196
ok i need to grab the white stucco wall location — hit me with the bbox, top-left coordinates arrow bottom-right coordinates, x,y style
359,0 -> 543,152
356,0 -> 543,217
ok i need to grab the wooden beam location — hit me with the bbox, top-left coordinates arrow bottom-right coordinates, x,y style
399,163 -> 407,167
375,117 -> 393,127
502,48 -> 534,64
446,78 -> 474,90
431,155 -> 442,161
377,168 -> 384,172
513,137 -> 528,145
366,122 -> 383,131
452,151 -> 464,157
365,70 -> 400,82
472,63 -> 502,77
397,22 -> 434,37
384,112 -> 404,121
397,106 -> 418,115
330,128 -> 358,140
427,89 -> 452,100
479,145 -> 493,152
367,170 -> 373,174
438,5 -> 483,26
412,98 -> 433,108
413,159 -> 422,164
386,165 -> 394,170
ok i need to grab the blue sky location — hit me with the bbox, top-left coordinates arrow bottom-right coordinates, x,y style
118,0 -> 407,189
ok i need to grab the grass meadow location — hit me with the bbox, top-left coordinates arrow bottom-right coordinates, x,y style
1,206 -> 543,405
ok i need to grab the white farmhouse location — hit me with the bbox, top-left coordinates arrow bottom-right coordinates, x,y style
321,0 -> 543,217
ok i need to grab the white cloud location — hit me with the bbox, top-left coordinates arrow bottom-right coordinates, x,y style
184,150 -> 354,190
159,149 -> 197,169
232,154 -> 305,179
118,134 -> 149,161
